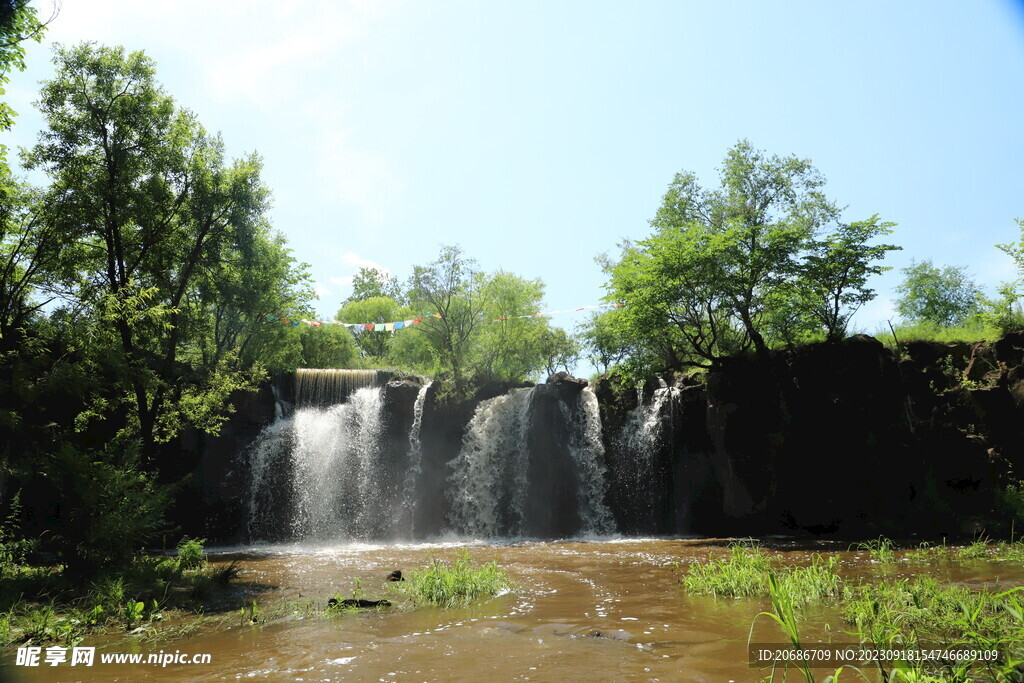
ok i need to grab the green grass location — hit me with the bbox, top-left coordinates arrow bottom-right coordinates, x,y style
841,577 -> 1024,680
851,536 -> 896,564
683,544 -> 774,598
682,544 -> 841,604
874,320 -> 1003,347
397,551 -> 512,608
0,541 -> 241,646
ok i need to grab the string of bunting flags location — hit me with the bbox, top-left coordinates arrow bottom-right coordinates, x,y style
258,302 -> 623,332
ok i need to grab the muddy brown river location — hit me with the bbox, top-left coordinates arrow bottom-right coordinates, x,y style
6,538 -> 1024,682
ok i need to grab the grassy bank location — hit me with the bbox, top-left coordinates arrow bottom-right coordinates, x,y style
0,539 -> 240,647
680,539 -> 1024,681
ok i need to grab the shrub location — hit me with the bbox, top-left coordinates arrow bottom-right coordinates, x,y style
176,537 -> 206,570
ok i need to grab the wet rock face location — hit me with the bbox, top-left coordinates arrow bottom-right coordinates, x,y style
595,334 -> 1024,539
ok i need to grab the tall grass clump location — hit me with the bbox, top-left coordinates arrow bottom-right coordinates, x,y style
400,552 -> 511,608
683,544 -> 773,598
851,537 -> 896,564
843,578 -> 1024,680
683,545 -> 841,604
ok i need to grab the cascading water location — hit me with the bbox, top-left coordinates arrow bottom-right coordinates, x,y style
294,368 -> 391,406
246,414 -> 295,541
400,381 -> 433,536
564,387 -> 616,536
449,388 -> 535,537
448,386 -> 616,538
290,386 -> 388,540
247,370 -> 619,543
612,386 -> 678,532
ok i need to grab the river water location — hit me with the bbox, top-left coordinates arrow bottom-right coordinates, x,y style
7,538 -> 1024,682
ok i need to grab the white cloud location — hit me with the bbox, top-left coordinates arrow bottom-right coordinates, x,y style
313,281 -> 332,298
340,251 -> 390,275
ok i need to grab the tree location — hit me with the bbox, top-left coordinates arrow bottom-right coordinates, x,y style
895,260 -> 981,327
474,270 -> 549,383
537,326 -> 580,376
606,140 -> 897,368
802,216 -> 899,340
0,0 -> 52,133
408,245 -> 486,395
345,266 -> 402,304
577,310 -> 631,374
336,295 -> 409,360
24,43 -> 309,455
297,324 -> 358,368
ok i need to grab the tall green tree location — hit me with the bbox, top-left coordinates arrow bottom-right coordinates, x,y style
24,43 -> 309,455
894,259 -> 981,327
0,0 -> 51,133
345,266 -> 402,304
336,295 -> 409,360
474,270 -> 549,383
802,216 -> 899,340
408,245 -> 486,395
605,140 -> 897,368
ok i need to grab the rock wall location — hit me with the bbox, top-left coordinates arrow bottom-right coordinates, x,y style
597,333 -> 1024,539
176,332 -> 1024,542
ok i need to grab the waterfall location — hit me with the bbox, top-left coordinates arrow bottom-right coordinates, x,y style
294,368 -> 391,406
246,415 -> 294,541
246,371 -> 621,543
449,388 -> 535,537
400,381 -> 433,536
289,386 -> 387,540
448,385 -> 616,538
613,386 -> 677,530
565,387 -> 615,535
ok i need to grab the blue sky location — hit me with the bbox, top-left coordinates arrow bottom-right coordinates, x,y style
5,1 -> 1024,359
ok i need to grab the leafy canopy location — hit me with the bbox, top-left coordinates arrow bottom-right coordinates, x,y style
604,140 -> 899,371
894,260 -> 981,327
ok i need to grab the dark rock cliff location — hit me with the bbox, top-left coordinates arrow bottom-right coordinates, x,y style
175,333 -> 1024,542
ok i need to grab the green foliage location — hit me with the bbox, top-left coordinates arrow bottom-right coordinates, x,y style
0,0 -> 48,133
577,309 -> 632,374
802,215 -> 899,340
683,543 -> 774,598
537,325 -> 580,376
239,599 -> 265,626
895,260 -> 982,327
876,319 -> 1001,346
176,537 -> 206,570
46,444 -> 170,576
605,140 -> 898,370
842,578 -> 1024,679
336,296 -> 410,360
399,551 -> 512,608
0,492 -> 36,573
23,42 -> 313,455
346,266 -> 402,304
474,271 -> 552,383
408,246 -> 487,394
0,42 -> 315,577
402,246 -> 566,393
297,324 -> 358,369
